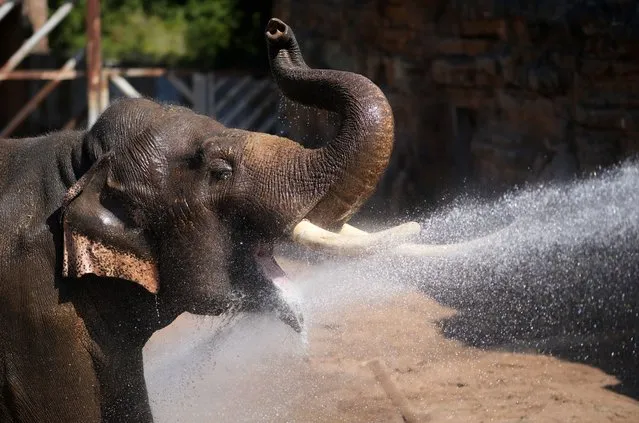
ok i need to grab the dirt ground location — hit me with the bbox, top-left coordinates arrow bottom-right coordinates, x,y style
287,291 -> 639,422
145,256 -> 639,423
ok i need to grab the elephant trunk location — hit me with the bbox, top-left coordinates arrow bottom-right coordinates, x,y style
265,18 -> 394,230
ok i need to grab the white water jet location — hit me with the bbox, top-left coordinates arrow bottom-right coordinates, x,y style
144,160 -> 639,422
399,161 -> 639,347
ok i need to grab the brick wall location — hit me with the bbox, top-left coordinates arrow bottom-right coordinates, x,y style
273,0 -> 639,215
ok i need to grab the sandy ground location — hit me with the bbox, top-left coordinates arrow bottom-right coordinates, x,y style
287,291 -> 639,423
144,256 -> 639,423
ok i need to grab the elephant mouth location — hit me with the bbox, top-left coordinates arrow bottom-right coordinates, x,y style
253,243 -> 304,333
255,243 -> 288,285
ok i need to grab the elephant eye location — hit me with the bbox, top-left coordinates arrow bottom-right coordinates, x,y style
215,170 -> 232,181
209,159 -> 233,183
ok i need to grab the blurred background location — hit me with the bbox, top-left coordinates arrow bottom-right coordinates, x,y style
1,0 -> 638,218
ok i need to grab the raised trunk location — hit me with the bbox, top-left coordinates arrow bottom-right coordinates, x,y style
266,18 -> 394,230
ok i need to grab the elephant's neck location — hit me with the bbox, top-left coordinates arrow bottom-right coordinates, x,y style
68,275 -> 164,353
96,347 -> 155,423
65,276 -> 168,422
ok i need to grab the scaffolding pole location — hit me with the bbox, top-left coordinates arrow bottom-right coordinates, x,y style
86,0 -> 102,127
0,49 -> 84,137
0,1 -> 17,23
110,74 -> 141,98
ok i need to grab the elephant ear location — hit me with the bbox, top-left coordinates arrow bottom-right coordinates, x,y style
61,152 -> 159,293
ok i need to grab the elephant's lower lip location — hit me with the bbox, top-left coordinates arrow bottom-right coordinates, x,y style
253,244 -> 303,333
254,243 -> 288,283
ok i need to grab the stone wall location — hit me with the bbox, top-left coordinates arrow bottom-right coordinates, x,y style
273,0 -> 639,215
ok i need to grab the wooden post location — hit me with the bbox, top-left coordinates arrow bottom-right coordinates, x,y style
364,358 -> 425,423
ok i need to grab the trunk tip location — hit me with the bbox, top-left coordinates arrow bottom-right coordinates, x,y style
266,18 -> 291,46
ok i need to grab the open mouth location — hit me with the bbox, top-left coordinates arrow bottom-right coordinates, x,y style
254,242 -> 304,333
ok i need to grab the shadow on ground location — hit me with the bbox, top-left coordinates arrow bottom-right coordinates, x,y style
412,237 -> 639,400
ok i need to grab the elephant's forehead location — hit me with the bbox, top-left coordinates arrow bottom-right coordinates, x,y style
153,112 -> 227,154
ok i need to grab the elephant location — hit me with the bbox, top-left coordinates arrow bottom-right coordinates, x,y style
0,18 -> 395,422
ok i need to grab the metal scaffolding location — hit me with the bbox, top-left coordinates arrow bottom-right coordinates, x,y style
0,2 -> 74,84
0,0 -> 176,135
0,0 -> 280,136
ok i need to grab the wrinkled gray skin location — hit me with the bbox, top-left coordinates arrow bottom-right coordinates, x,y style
0,19 -> 394,422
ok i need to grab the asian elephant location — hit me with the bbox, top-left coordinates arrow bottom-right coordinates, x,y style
0,19 -> 394,422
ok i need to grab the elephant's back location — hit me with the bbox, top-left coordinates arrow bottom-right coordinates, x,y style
0,140 -> 53,261
0,137 -> 25,192
0,135 -> 68,316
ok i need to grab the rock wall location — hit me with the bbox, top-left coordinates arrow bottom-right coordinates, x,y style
273,0 -> 639,215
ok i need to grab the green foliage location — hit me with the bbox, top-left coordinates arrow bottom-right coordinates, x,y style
48,0 -> 265,68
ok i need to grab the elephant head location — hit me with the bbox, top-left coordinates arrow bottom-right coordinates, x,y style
59,18 -> 395,331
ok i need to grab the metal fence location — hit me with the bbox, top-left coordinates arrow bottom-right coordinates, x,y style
171,73 -> 280,133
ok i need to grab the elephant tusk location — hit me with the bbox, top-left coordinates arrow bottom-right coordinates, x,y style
291,220 -> 421,256
337,223 -> 369,236
291,220 -> 510,258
